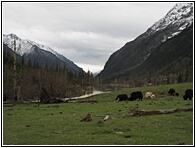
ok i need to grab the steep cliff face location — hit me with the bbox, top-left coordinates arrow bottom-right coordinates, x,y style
99,3 -> 193,81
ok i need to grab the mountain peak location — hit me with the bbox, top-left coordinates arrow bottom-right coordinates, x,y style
99,3 -> 193,82
4,33 -> 18,39
3,34 -> 83,74
149,3 -> 193,33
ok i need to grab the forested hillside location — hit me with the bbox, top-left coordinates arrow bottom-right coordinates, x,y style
3,49 -> 93,103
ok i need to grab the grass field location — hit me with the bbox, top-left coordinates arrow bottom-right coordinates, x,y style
3,83 -> 194,145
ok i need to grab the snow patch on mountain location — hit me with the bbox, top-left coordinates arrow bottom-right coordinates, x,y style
150,3 -> 193,33
3,33 -> 83,73
143,3 -> 193,44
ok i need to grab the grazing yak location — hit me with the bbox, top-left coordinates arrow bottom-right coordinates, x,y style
145,92 -> 156,99
115,94 -> 128,102
183,89 -> 193,100
130,91 -> 143,101
103,114 -> 110,121
168,89 -> 176,96
168,89 -> 179,96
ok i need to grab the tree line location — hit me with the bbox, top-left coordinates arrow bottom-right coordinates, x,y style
3,51 -> 93,104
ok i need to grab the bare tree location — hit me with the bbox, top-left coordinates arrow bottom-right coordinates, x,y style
13,38 -> 17,105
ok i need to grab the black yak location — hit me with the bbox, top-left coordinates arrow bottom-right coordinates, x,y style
115,94 -> 128,102
183,89 -> 193,100
130,91 -> 143,101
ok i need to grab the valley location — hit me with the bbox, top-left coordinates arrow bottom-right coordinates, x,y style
2,2 -> 194,146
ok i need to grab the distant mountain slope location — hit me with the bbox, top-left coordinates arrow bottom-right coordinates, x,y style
99,3 -> 193,82
139,25 -> 193,74
3,34 -> 83,74
3,44 -> 22,62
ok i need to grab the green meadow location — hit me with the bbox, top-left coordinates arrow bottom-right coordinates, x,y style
3,83 -> 193,145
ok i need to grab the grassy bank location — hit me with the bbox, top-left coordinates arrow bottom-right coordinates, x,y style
3,83 -> 193,145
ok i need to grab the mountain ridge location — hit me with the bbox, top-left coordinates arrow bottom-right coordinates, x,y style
99,3 -> 193,83
3,33 -> 83,74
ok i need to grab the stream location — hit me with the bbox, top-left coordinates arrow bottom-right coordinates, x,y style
63,90 -> 110,101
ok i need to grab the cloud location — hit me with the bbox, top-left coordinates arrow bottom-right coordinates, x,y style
2,2 -> 176,73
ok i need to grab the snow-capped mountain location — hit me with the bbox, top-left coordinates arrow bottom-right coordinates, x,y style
100,3 -> 193,81
146,3 -> 193,41
151,3 -> 192,32
3,33 -> 83,74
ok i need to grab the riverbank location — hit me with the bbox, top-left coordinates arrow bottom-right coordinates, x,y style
63,90 -> 110,101
3,91 -> 111,104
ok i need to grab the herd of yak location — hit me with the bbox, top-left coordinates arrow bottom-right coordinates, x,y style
115,88 -> 193,102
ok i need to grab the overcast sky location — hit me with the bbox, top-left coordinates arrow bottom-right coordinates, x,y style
3,2 -> 177,73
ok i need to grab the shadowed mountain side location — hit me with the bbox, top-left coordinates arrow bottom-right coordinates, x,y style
100,24 -> 193,82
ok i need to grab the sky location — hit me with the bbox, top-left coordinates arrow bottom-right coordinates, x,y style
2,2 -> 177,73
